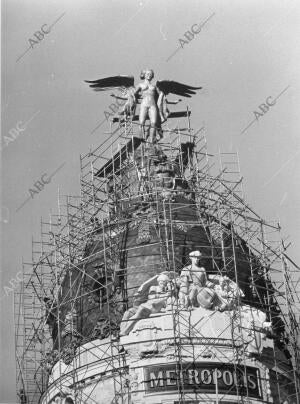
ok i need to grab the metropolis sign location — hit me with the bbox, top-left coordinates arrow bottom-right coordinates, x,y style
144,363 -> 262,399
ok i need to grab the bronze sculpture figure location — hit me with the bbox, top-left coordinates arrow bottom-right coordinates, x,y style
85,69 -> 202,143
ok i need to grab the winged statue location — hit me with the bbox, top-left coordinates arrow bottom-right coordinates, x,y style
85,69 -> 202,143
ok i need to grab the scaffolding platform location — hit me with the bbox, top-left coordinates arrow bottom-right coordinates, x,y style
14,111 -> 300,404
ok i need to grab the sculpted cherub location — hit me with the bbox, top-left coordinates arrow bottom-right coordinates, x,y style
85,70 -> 201,143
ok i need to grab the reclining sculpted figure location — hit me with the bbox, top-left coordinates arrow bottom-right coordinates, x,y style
120,272 -> 175,336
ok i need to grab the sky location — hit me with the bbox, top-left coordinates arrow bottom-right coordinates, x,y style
1,0 -> 300,402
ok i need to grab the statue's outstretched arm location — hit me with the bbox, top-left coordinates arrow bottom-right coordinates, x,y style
110,93 -> 127,100
166,98 -> 182,105
138,274 -> 159,294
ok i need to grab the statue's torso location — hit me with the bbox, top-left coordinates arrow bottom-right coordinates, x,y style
139,82 -> 157,107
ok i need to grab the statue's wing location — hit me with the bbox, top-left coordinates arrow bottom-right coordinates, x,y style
156,80 -> 202,98
85,75 -> 135,92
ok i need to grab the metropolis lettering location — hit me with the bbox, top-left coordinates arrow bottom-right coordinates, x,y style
144,364 -> 262,399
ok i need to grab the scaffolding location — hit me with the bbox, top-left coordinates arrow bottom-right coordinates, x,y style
14,111 -> 300,404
